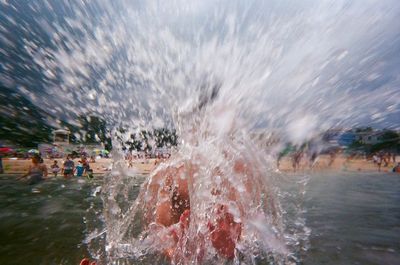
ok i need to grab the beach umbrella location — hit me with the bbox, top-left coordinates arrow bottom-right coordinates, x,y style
92,149 -> 102,155
0,147 -> 14,154
28,149 -> 39,154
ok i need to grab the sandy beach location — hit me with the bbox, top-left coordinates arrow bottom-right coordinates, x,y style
2,154 -> 398,175
2,157 -> 155,175
278,154 -> 398,173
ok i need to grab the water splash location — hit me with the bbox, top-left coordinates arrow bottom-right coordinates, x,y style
2,0 -> 399,133
1,0 -> 400,264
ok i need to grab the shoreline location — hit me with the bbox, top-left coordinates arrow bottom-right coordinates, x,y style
1,155 -> 398,175
1,157 -> 155,175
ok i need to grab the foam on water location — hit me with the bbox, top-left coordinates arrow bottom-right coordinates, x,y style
1,0 -> 400,264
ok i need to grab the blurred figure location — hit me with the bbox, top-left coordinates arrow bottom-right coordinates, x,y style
292,151 -> 302,172
393,162 -> 400,173
51,160 -> 60,177
377,153 -> 383,171
392,162 -> 400,173
0,153 -> 3,174
75,161 -> 84,177
128,155 -> 133,168
19,154 -> 48,185
62,154 -> 75,178
309,151 -> 318,169
328,150 -> 336,167
81,156 -> 91,175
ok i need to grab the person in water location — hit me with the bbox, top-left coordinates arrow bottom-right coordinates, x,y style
139,162 -> 240,261
136,150 -> 277,263
393,162 -> 400,173
51,160 -> 60,177
75,161 -> 84,177
62,154 -> 75,178
125,95 -> 281,263
19,154 -> 48,185
81,156 -> 91,173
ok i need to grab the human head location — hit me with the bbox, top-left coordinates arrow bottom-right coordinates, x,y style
32,154 -> 41,164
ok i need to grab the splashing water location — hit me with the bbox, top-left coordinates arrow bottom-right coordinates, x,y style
1,0 -> 400,264
2,0 -> 399,132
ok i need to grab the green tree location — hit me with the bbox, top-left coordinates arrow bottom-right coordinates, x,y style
370,130 -> 400,153
355,127 -> 373,133
71,114 -> 112,150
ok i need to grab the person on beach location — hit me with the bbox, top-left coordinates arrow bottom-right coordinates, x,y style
309,151 -> 318,169
128,154 -> 133,168
81,156 -> 90,172
292,151 -> 302,171
383,152 -> 389,167
19,154 -> 48,185
62,155 -> 75,178
80,155 -> 93,178
376,154 -> 382,171
51,160 -> 60,177
372,154 -> 378,164
328,150 -> 336,167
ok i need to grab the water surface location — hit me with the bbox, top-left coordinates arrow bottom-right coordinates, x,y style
0,175 -> 101,265
303,172 -> 400,265
0,172 -> 399,265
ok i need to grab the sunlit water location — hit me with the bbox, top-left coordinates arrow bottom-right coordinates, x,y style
0,173 -> 399,265
1,0 -> 400,264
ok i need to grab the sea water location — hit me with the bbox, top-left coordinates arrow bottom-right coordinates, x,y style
0,173 -> 399,264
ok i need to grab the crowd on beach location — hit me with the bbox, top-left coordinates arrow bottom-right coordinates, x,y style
371,152 -> 399,172
277,148 -> 400,173
1,148 -> 400,179
16,154 -> 94,185
125,151 -> 171,168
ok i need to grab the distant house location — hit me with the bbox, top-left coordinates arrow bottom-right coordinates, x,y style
323,129 -> 357,147
53,129 -> 70,144
359,131 -> 386,145
337,131 -> 357,146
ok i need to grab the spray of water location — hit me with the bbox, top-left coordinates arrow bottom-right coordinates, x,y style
1,0 -> 400,264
